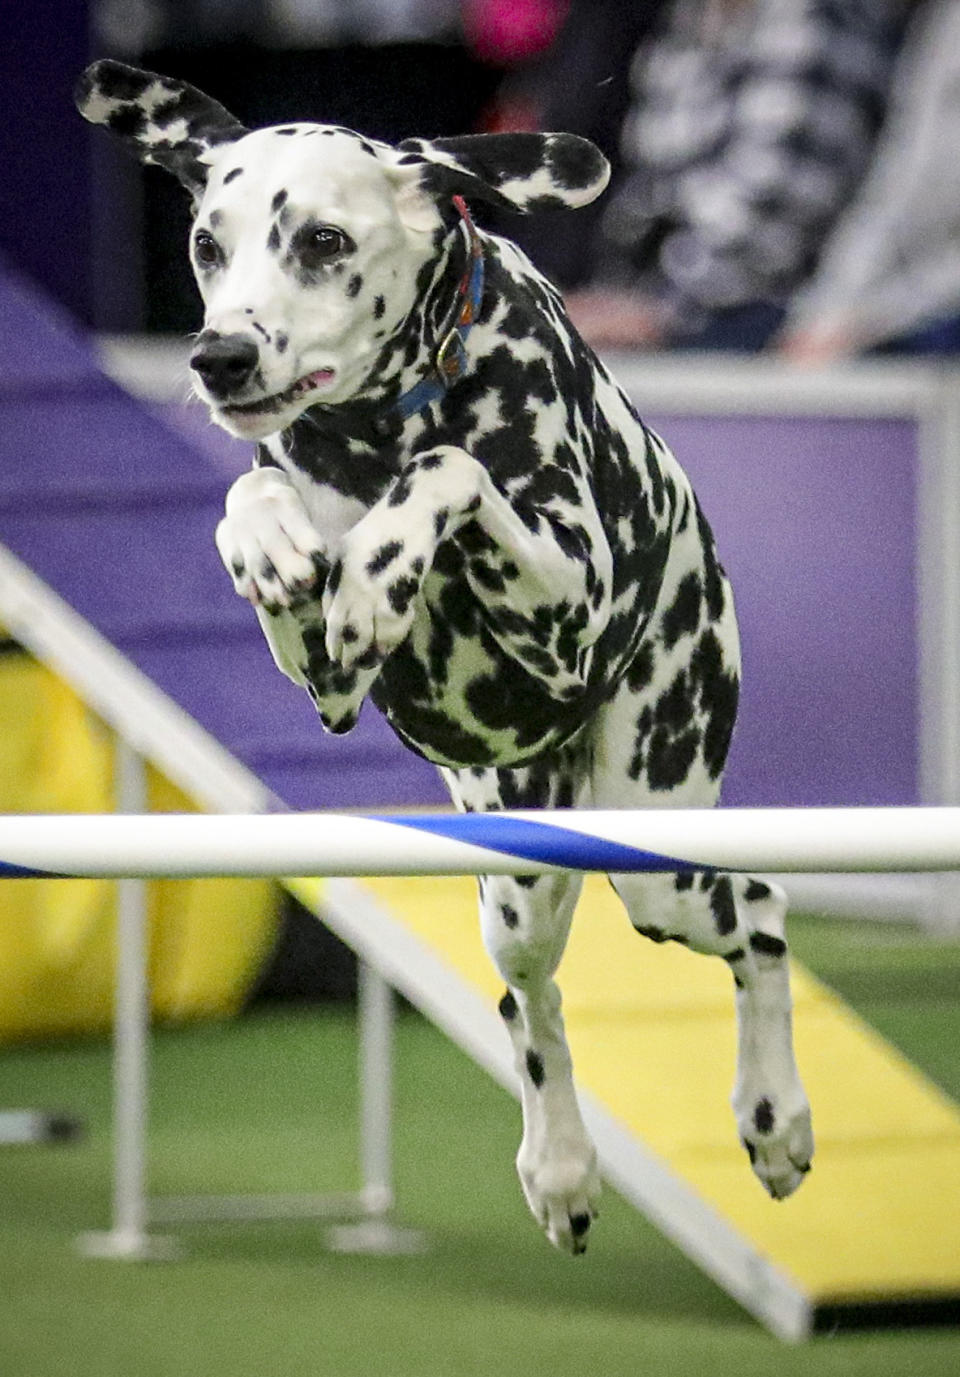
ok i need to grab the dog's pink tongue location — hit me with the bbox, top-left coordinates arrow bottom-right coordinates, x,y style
306,368 -> 335,386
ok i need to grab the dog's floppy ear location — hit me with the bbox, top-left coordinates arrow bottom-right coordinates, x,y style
391,132 -> 610,222
75,60 -> 247,197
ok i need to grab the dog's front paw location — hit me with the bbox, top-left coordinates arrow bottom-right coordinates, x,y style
517,1135 -> 602,1256
216,471 -> 328,614
322,536 -> 425,670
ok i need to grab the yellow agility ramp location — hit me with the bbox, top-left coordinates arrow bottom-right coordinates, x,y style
290,872 -> 960,1341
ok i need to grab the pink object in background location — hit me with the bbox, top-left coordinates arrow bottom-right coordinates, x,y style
463,0 -> 570,65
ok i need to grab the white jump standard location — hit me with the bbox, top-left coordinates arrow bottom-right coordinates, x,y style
0,807 -> 959,880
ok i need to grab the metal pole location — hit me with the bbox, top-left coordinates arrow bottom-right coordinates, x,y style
358,960 -> 394,1218
326,960 -> 426,1255
77,737 -> 177,1259
112,735 -> 149,1251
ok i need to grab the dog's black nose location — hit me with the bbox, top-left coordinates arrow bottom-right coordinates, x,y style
190,332 -> 259,398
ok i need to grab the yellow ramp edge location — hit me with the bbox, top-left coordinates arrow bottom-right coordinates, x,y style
348,873 -> 960,1309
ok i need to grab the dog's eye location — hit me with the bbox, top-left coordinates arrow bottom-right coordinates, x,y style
299,225 -> 351,269
193,230 -> 223,268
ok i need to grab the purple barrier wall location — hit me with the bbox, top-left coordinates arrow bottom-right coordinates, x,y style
645,413 -> 919,807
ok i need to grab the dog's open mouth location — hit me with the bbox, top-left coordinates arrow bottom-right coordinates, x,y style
221,367 -> 336,418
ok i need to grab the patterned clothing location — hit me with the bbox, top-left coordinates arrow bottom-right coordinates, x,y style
600,0 -> 906,335
784,0 -> 960,351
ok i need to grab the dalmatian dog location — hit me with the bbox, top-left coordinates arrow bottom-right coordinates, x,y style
78,61 -> 813,1255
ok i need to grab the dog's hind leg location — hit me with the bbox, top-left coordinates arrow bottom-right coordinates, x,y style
606,869 -> 813,1200
485,868 -> 601,1253
443,759 -> 601,1254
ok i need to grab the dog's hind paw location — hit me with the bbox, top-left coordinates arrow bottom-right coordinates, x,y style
517,1140 -> 602,1256
737,1094 -> 814,1201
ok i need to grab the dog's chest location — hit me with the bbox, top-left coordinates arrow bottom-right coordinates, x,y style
259,246 -> 690,768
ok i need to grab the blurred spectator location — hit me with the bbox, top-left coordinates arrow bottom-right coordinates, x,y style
484,0 -> 668,286
561,0 -> 908,352
778,0 -> 960,361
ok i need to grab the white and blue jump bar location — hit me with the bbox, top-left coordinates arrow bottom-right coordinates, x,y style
1,807 -> 960,880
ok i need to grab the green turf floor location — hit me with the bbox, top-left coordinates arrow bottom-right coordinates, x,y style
0,911 -> 958,1376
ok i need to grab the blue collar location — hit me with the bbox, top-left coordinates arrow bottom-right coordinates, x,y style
393,195 -> 485,422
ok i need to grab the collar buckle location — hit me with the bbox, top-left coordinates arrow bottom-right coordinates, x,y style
435,325 -> 468,386
390,196 -> 484,422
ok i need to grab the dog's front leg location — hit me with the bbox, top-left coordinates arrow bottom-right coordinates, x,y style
215,467 -> 377,732
324,445 -> 612,695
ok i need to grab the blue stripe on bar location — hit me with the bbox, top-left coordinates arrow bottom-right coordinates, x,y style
0,862 -> 62,878
382,813 -> 694,873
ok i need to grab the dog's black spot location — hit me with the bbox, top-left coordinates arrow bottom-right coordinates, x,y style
691,628 -> 739,780
674,871 -> 695,892
223,166 -> 243,184
501,904 -> 519,929
387,575 -> 419,615
662,572 -> 702,649
745,880 -> 772,903
276,332 -> 288,354
499,990 -> 518,1021
347,273 -> 363,298
373,294 -> 386,320
354,646 -> 383,670
754,1098 -> 775,1135
749,931 -> 787,959
525,1050 -> 545,1088
696,503 -> 728,621
271,188 -> 288,212
710,876 -> 738,937
654,670 -> 695,733
570,1212 -> 592,1239
387,473 -> 413,508
470,560 -> 506,594
276,126 -> 298,136
426,609 -> 455,686
366,540 -> 404,576
90,63 -> 153,101
625,643 -> 655,693
267,224 -> 281,252
646,724 -> 699,791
